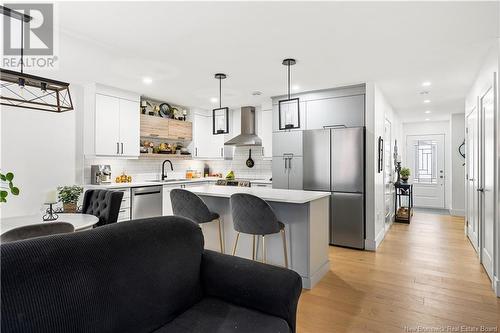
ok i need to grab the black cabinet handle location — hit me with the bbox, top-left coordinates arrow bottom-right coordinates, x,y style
121,143 -> 123,154
116,142 -> 119,154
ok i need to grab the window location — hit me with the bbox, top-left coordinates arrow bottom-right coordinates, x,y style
413,140 -> 437,184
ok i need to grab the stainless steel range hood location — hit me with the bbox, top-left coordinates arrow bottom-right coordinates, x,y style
224,106 -> 262,146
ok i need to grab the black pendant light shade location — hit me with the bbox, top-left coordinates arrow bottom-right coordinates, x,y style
0,6 -> 73,113
278,58 -> 300,130
213,73 -> 229,135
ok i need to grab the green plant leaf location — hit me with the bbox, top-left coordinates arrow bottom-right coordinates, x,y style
0,174 -> 6,181
11,187 -> 19,195
5,173 -> 14,181
0,190 -> 7,197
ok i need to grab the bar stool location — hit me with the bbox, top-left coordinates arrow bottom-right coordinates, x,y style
230,193 -> 288,268
170,189 -> 224,253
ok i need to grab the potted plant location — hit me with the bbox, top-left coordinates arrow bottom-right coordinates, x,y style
0,171 -> 20,203
58,185 -> 83,213
400,167 -> 411,183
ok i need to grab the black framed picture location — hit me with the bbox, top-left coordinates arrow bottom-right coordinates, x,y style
378,136 -> 384,173
212,107 -> 229,135
278,98 -> 300,130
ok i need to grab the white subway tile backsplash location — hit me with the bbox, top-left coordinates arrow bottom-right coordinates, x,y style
83,146 -> 271,183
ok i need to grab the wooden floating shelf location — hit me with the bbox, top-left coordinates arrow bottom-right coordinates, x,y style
139,153 -> 192,159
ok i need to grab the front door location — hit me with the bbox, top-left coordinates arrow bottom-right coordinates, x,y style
466,107 -> 479,252
406,134 -> 445,208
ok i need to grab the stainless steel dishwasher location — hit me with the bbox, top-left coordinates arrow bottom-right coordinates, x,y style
131,186 -> 163,220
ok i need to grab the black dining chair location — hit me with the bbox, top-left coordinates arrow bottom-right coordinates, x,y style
230,193 -> 288,268
0,222 -> 74,243
81,189 -> 124,227
170,189 -> 224,253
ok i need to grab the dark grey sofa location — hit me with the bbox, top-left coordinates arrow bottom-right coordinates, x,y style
1,216 -> 302,333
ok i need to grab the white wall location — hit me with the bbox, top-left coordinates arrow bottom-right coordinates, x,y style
465,40 -> 499,296
0,85 -> 83,218
365,82 -> 402,250
401,120 -> 451,210
450,113 -> 466,216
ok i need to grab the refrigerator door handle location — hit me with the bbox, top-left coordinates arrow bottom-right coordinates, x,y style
323,124 -> 347,129
284,157 -> 288,170
288,157 -> 292,169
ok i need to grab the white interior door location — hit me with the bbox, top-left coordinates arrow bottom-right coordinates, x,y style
383,119 -> 394,226
480,86 -> 495,280
406,134 -> 445,208
466,107 -> 479,252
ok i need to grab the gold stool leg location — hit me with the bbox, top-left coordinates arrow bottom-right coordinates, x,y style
217,219 -> 224,254
281,229 -> 288,268
252,235 -> 256,260
232,232 -> 240,256
262,235 -> 266,264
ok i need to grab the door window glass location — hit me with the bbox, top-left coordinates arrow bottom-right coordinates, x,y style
413,140 -> 437,184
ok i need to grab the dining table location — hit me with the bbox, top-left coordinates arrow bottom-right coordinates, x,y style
0,213 -> 99,235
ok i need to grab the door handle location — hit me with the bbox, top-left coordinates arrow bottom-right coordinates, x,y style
288,157 -> 292,169
284,157 -> 288,169
116,142 -> 119,154
477,188 -> 484,192
195,148 -> 198,157
121,143 -> 124,154
220,147 -> 223,157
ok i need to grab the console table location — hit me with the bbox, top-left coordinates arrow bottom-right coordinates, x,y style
394,182 -> 413,223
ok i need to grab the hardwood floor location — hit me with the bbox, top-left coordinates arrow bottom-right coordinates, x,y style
297,212 -> 499,333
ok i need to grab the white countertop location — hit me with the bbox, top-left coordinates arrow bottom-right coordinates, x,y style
84,177 -> 272,189
187,185 -> 330,204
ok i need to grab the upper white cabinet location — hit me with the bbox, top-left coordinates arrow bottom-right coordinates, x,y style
192,112 -> 225,159
305,94 -> 365,129
84,84 -> 140,157
257,107 -> 273,159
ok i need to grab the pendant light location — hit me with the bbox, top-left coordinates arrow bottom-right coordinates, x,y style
212,73 -> 229,135
278,58 -> 300,130
0,6 -> 73,113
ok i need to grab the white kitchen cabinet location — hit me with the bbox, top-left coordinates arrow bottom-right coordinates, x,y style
95,94 -> 120,156
119,99 -> 140,156
84,83 -> 140,158
258,108 -> 273,159
193,113 -> 224,159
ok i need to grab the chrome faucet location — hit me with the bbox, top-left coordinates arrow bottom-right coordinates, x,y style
162,160 -> 173,180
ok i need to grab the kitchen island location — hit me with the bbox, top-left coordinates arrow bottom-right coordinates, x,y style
185,185 -> 330,289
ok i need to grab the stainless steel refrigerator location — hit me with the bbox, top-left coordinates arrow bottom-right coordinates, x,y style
303,127 -> 365,249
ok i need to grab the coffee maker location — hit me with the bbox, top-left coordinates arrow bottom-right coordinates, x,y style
91,165 -> 112,184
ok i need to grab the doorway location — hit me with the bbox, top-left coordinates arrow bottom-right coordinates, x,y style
406,134 -> 446,209
383,119 -> 394,229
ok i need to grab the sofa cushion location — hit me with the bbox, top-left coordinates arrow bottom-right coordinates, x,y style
1,216 -> 204,333
154,297 -> 291,333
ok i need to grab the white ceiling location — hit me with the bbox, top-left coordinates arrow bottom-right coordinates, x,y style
41,2 -> 499,121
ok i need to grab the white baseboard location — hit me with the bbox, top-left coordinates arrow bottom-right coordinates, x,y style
365,227 -> 388,251
494,276 -> 500,297
449,209 -> 465,217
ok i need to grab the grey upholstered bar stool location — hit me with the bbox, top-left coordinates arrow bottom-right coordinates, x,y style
230,193 -> 288,268
170,189 -> 224,253
1,222 -> 74,243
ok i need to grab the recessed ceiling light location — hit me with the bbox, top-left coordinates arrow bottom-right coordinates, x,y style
422,81 -> 431,87
425,118 -> 430,121
292,85 -> 300,91
142,77 -> 153,84
423,99 -> 431,104
424,110 -> 431,114
210,97 -> 218,103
